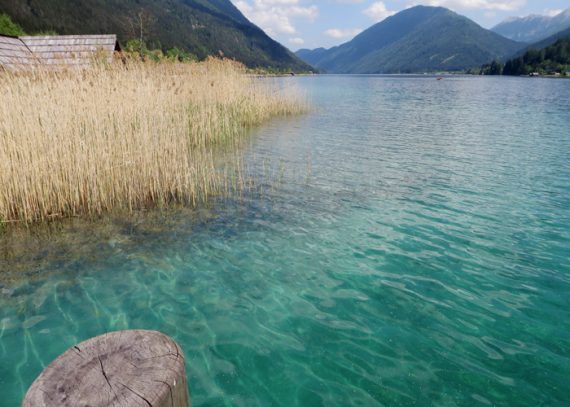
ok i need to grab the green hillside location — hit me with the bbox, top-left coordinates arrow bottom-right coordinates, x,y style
295,48 -> 328,67
0,0 -> 312,71
502,36 -> 570,75
296,6 -> 524,74
512,27 -> 570,58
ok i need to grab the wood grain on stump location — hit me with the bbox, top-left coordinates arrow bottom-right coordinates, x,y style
22,330 -> 190,407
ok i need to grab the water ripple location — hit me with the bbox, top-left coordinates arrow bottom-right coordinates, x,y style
1,76 -> 570,406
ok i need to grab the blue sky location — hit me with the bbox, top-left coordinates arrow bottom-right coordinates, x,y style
231,0 -> 570,50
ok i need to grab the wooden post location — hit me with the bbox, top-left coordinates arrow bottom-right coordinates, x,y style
23,330 -> 190,407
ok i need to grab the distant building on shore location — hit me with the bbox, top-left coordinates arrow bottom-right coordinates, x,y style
0,34 -> 120,71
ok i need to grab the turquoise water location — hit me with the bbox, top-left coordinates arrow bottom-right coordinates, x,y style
1,76 -> 570,406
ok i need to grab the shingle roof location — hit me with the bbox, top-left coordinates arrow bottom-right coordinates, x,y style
0,35 -> 37,71
0,34 -> 119,71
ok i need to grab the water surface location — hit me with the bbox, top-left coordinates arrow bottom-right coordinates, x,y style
1,76 -> 569,406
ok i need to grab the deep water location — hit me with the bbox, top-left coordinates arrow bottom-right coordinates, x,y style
1,75 -> 569,406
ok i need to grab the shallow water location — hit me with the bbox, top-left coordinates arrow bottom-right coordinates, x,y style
1,75 -> 570,406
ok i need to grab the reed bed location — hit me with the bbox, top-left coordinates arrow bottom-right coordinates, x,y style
0,58 -> 305,224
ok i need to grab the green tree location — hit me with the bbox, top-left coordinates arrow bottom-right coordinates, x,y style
524,48 -> 544,65
0,13 -> 26,36
503,57 -> 527,76
489,60 -> 503,75
480,60 -> 503,75
166,47 -> 197,62
125,39 -> 147,54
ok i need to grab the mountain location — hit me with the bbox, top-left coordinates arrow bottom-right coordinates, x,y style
515,26 -> 570,57
492,9 -> 570,44
295,6 -> 524,74
502,35 -> 570,76
295,48 -> 329,67
0,0 -> 312,71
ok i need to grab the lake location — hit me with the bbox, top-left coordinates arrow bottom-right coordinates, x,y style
1,75 -> 569,406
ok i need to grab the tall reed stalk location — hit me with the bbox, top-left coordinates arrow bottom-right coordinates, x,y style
0,58 -> 305,224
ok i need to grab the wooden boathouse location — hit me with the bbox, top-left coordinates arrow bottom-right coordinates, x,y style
0,34 -> 120,71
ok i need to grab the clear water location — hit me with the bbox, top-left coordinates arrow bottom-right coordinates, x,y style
1,76 -> 570,406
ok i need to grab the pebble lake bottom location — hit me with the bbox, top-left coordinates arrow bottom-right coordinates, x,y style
1,75 -> 569,406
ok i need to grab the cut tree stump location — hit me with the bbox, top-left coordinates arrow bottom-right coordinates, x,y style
22,330 -> 190,407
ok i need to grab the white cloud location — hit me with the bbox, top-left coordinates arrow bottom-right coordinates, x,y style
364,2 -> 396,22
260,0 -> 298,4
544,9 -> 563,17
234,0 -> 318,36
289,37 -> 305,45
416,0 -> 527,12
324,28 -> 363,39
335,0 -> 365,3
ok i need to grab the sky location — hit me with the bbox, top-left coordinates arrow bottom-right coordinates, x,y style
231,0 -> 570,50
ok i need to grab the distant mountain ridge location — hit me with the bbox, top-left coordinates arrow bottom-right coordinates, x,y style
512,26 -> 570,59
0,0 -> 312,71
296,6 -> 524,74
492,9 -> 570,44
529,26 -> 570,50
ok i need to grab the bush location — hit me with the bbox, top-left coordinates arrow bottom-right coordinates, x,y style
0,13 -> 26,36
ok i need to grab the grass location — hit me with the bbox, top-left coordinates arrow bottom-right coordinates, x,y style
0,58 -> 306,224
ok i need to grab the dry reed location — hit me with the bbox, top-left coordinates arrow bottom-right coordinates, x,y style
0,58 -> 305,224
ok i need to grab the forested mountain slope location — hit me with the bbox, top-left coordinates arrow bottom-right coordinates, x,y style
0,0 -> 312,70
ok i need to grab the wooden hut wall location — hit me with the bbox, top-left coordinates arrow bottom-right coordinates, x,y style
0,35 -> 37,71
20,35 -> 117,66
0,34 -> 118,70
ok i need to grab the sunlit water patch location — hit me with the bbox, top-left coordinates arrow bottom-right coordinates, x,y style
1,76 -> 570,406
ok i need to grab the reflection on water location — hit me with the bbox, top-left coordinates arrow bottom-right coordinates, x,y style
1,76 -> 570,406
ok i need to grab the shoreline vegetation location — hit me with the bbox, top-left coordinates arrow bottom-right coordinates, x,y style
0,58 -> 306,226
479,36 -> 570,77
